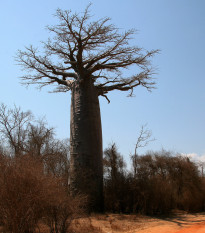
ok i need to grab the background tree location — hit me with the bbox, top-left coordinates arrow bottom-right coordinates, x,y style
103,143 -> 127,212
25,119 -> 54,157
43,138 -> 70,190
0,103 -> 33,156
131,124 -> 155,177
0,103 -> 70,191
16,5 -> 158,211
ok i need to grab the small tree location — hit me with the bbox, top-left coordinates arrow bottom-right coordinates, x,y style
0,103 -> 32,156
43,138 -> 70,190
103,143 -> 127,212
16,5 -> 158,211
131,124 -> 155,177
26,119 -> 54,157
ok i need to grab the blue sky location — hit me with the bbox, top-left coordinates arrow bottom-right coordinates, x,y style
0,0 -> 205,162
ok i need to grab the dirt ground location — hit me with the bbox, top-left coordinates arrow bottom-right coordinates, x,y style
69,212 -> 205,233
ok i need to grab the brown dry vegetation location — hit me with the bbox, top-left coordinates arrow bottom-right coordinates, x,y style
1,105 -> 205,233
0,154 -> 85,233
103,144 -> 205,214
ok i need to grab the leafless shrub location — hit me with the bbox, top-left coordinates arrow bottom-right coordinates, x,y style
0,155 -> 49,233
43,192 -> 86,233
0,154 -> 84,233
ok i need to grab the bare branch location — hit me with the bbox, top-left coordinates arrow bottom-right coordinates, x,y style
97,69 -> 156,97
100,94 -> 110,104
130,124 -> 155,176
134,124 -> 156,156
16,5 -> 158,94
0,104 -> 33,156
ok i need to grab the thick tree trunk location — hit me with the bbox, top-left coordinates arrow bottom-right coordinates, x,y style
69,79 -> 104,212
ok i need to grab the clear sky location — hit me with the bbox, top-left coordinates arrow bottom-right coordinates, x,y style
0,0 -> 205,163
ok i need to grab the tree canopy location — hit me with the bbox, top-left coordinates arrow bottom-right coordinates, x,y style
16,5 -> 158,102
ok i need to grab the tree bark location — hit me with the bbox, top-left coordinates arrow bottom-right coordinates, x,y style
69,78 -> 104,212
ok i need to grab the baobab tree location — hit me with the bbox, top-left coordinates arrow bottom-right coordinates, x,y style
16,5 -> 158,212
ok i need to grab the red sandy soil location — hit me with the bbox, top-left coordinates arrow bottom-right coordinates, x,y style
174,222 -> 205,233
69,212 -> 205,233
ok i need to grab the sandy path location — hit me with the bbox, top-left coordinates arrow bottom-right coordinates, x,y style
174,222 -> 205,233
134,223 -> 205,233
69,212 -> 205,233
131,214 -> 205,233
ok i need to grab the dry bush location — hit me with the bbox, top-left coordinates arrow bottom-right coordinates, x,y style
0,155 -> 49,233
103,148 -> 205,215
130,152 -> 204,214
0,154 -> 84,233
43,192 -> 86,233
